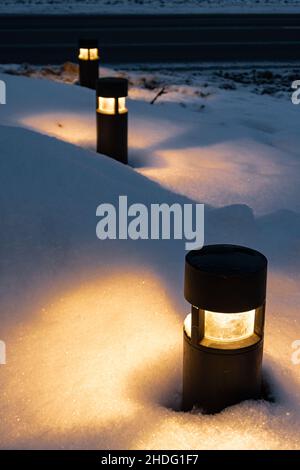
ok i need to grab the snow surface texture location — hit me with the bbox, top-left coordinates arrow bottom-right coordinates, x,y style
0,69 -> 300,449
0,0 -> 300,14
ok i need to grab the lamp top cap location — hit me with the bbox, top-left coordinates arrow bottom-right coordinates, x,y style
79,38 -> 98,48
184,244 -> 268,312
186,244 -> 267,277
96,77 -> 128,98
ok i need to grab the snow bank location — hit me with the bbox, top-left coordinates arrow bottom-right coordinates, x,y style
2,70 -> 300,216
0,72 -> 300,449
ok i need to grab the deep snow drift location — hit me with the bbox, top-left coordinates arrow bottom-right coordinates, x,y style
0,71 -> 300,449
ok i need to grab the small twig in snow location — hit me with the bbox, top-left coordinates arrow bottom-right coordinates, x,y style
150,87 -> 168,105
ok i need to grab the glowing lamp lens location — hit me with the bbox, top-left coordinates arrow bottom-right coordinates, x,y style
89,48 -> 99,60
98,97 -> 127,115
204,309 -> 255,343
79,48 -> 89,60
79,48 -> 99,60
184,309 -> 256,344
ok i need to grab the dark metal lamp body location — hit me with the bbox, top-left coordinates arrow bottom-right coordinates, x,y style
78,39 -> 99,89
182,244 -> 268,414
96,77 -> 128,164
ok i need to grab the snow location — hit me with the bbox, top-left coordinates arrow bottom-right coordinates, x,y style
3,64 -> 300,216
0,0 -> 300,14
0,67 -> 300,449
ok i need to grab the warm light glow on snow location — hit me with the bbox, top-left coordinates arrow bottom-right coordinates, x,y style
20,112 -> 95,147
78,48 -> 99,61
137,140 -> 299,215
0,270 -> 180,448
98,97 -> 127,115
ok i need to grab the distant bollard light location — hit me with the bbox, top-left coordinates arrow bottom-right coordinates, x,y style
96,77 -> 128,164
182,244 -> 268,414
78,39 -> 99,89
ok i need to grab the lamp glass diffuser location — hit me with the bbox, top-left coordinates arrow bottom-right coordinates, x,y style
184,309 -> 256,345
205,309 -> 255,342
98,96 -> 127,115
78,48 -> 99,60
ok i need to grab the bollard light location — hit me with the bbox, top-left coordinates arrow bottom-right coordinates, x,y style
96,77 -> 128,164
78,39 -> 99,89
182,244 -> 267,414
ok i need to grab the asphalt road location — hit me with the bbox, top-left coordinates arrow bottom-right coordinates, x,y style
0,13 -> 300,64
